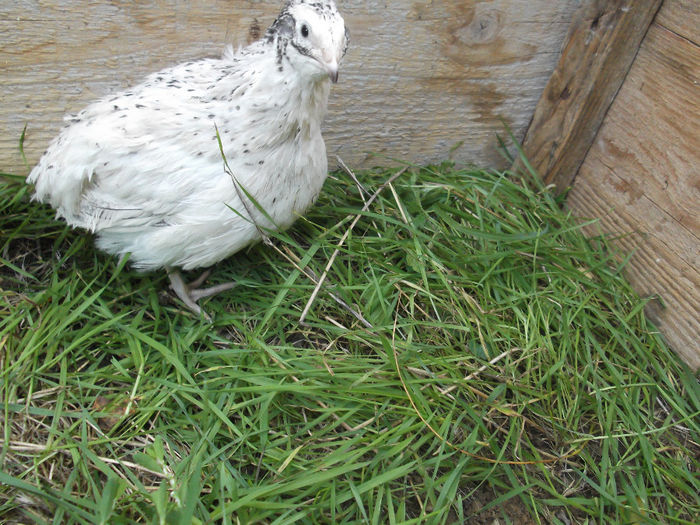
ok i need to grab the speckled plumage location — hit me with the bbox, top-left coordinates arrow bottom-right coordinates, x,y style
28,0 -> 347,314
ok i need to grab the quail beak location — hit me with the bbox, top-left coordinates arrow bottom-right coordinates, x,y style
320,49 -> 340,83
326,62 -> 339,83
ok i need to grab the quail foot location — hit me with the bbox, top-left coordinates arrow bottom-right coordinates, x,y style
27,0 -> 348,317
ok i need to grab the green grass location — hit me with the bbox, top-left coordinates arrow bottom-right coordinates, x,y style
1,159 -> 698,524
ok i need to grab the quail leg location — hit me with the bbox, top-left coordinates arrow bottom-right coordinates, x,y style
167,268 -> 237,319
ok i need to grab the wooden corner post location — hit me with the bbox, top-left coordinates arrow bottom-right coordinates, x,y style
517,0 -> 663,193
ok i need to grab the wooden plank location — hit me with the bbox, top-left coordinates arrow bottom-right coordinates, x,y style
516,0 -> 663,193
0,0 -> 579,176
580,24 -> 699,239
567,21 -> 700,369
568,169 -> 699,370
655,0 -> 700,44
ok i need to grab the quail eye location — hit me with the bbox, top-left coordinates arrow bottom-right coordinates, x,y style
301,24 -> 309,38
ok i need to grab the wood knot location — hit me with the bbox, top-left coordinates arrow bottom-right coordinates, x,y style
453,8 -> 501,46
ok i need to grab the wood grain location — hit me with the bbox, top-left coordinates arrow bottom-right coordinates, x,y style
567,20 -> 700,369
655,0 -> 700,43
517,0 -> 663,193
0,1 -> 578,176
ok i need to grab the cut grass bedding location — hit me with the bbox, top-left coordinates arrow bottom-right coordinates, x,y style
0,161 -> 698,524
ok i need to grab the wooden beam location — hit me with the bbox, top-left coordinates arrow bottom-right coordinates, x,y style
517,0 -> 663,193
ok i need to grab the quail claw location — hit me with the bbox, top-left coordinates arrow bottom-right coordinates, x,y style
167,268 -> 237,320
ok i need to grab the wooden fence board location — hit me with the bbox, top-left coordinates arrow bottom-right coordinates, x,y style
567,20 -> 700,368
0,0 -> 578,175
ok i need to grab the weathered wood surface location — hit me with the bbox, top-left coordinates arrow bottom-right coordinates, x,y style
0,1 -> 579,175
567,0 -> 700,369
517,0 -> 663,193
655,0 -> 700,43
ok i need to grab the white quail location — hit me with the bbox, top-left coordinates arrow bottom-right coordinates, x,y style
27,0 -> 348,316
